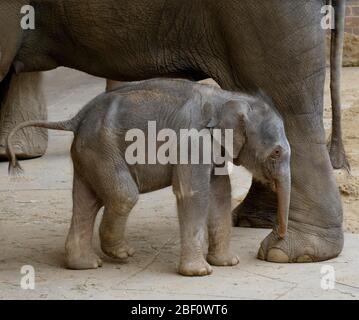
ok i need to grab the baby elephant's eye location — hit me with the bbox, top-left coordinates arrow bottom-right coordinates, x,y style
270,147 -> 282,160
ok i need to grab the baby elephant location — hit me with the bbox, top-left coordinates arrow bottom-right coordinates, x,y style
7,79 -> 291,276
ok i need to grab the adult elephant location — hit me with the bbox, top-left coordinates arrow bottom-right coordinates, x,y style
0,0 -> 346,262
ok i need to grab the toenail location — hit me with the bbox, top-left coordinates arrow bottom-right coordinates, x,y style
257,247 -> 265,260
296,255 -> 313,263
118,252 -> 128,259
267,248 -> 289,263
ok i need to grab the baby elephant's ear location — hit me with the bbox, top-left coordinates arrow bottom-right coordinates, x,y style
222,100 -> 250,121
218,100 -> 250,158
202,102 -> 219,128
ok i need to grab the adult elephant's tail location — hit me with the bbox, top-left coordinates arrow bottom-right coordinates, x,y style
6,119 -> 76,175
328,0 -> 350,171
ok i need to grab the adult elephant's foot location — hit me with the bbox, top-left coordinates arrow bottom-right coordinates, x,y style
257,221 -> 343,263
232,181 -> 276,228
0,143 -> 46,160
245,143 -> 343,263
0,72 -> 48,160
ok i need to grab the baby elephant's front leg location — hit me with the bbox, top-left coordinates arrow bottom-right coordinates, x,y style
173,165 -> 213,276
207,175 -> 239,267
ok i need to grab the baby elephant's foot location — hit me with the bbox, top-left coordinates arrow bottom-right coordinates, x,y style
102,242 -> 135,260
66,251 -> 103,270
207,253 -> 239,267
179,258 -> 213,277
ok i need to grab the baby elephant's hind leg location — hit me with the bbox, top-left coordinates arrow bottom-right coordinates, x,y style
207,175 -> 239,267
66,173 -> 102,270
99,170 -> 139,260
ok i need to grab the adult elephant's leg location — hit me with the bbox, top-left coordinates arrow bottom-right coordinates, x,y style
0,72 -> 48,159
227,2 -> 343,262
232,182 -> 276,228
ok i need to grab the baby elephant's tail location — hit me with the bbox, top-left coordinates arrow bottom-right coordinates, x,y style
6,119 -> 75,175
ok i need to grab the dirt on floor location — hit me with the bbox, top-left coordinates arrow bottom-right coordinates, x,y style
324,67 -> 359,233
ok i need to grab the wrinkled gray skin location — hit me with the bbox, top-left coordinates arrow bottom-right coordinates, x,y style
7,79 -> 291,275
0,72 -> 47,158
0,0 -> 346,263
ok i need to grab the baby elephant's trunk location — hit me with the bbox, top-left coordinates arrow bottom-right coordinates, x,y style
6,119 -> 75,175
275,172 -> 291,238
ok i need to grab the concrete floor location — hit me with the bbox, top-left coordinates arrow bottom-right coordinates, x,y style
0,68 -> 358,300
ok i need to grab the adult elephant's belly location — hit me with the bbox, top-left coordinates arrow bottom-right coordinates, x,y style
14,0 -> 212,82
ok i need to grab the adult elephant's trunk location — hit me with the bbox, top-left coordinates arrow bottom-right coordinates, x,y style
329,0 -> 349,171
276,172 -> 291,239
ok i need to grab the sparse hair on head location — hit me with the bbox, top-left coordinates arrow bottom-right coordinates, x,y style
254,89 -> 283,120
